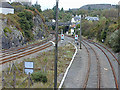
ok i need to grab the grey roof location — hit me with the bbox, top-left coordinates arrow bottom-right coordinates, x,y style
74,16 -> 81,21
0,2 -> 13,8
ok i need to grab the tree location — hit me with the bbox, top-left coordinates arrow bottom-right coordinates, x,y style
17,10 -> 34,40
52,5 -> 57,20
33,3 -> 42,12
61,7 -> 64,12
42,9 -> 54,21
88,6 -> 91,11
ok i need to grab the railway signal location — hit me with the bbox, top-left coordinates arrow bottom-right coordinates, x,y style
75,35 -> 78,41
61,34 -> 64,40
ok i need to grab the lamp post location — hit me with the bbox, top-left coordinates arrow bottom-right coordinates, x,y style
79,15 -> 82,49
54,0 -> 59,89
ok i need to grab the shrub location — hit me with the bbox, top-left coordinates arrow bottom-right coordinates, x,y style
31,71 -> 47,83
3,27 -> 12,34
108,30 -> 120,52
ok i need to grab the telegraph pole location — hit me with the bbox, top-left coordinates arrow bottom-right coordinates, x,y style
54,0 -> 59,89
80,15 -> 82,49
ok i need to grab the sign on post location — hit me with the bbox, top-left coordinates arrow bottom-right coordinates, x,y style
61,34 -> 64,40
75,35 -> 78,41
24,61 -> 34,74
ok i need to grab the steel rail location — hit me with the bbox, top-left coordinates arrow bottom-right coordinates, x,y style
1,37 -> 53,57
84,40 -> 118,90
84,39 -> 120,65
82,42 -> 91,89
82,40 -> 101,89
0,36 -> 60,65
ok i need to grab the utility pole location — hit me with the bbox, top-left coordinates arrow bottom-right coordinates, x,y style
118,2 -> 120,89
80,15 -> 82,49
54,0 -> 59,89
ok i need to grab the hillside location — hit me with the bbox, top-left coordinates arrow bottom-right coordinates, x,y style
1,2 -> 48,49
80,4 -> 117,10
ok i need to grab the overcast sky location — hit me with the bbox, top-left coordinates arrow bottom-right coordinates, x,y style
32,0 -> 120,10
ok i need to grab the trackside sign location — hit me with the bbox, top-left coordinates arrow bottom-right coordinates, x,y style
75,35 -> 78,40
61,34 -> 64,40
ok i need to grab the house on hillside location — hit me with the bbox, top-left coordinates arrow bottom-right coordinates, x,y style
70,24 -> 76,35
85,16 -> 99,21
70,15 -> 82,35
0,2 -> 14,15
71,15 -> 81,23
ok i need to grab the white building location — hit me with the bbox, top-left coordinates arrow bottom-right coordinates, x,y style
71,15 -> 81,23
70,24 -> 76,35
85,16 -> 99,21
0,2 -> 14,15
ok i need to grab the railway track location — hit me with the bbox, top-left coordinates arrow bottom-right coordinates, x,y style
66,35 -> 118,89
1,36 -> 53,57
82,41 -> 101,89
84,40 -> 119,89
85,39 -> 120,65
81,42 -> 91,88
0,43 -> 52,65
0,35 -> 60,65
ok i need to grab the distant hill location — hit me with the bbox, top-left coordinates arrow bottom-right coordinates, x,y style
80,4 -> 117,10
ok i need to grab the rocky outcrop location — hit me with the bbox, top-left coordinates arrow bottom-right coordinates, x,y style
33,15 -> 45,40
2,29 -> 24,49
2,14 -> 46,49
2,19 -> 24,49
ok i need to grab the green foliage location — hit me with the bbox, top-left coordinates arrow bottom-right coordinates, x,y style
3,27 -> 12,34
88,6 -> 91,11
42,9 -> 54,21
31,71 -> 47,83
33,3 -> 42,12
52,5 -> 57,20
11,2 -> 22,6
18,10 -> 34,40
25,6 -> 35,11
100,30 -> 106,40
108,30 -> 120,52
14,5 -> 25,12
61,8 -> 64,12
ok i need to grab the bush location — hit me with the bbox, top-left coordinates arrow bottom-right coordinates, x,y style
31,71 -> 47,83
108,30 -> 120,52
3,27 -> 12,34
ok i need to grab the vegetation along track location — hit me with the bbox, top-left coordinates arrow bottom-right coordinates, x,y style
0,35 -> 60,65
83,39 -> 119,89
82,40 -> 101,89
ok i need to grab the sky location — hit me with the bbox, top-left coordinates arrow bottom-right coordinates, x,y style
31,0 -> 120,10
6,0 -> 120,10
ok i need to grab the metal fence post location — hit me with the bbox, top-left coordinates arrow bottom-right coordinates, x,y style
28,72 -> 30,88
80,15 -> 82,49
118,52 -> 120,89
13,70 -> 16,88
2,71 -> 5,89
